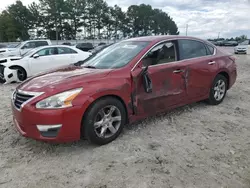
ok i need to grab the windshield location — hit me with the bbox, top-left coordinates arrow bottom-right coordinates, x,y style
21,48 -> 37,57
7,43 -> 22,48
82,41 -> 149,69
240,40 -> 250,45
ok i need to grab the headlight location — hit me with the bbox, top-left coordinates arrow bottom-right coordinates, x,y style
36,88 -> 82,109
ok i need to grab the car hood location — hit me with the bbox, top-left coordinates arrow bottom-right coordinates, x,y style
0,56 -> 22,65
18,65 -> 112,92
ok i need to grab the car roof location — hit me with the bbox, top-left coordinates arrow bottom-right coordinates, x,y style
124,35 -> 206,43
30,45 -> 78,52
25,40 -> 50,42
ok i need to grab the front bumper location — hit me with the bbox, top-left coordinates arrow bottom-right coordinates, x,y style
234,49 -> 247,53
12,102 -> 84,143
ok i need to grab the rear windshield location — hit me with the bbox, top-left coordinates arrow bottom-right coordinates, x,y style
82,41 -> 149,69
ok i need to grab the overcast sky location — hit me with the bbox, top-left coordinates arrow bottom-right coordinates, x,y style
1,0 -> 250,39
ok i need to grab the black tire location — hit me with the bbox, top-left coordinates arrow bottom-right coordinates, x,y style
11,66 -> 27,81
207,74 -> 228,105
82,97 -> 126,145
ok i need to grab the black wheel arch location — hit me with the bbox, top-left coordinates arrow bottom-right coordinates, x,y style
9,65 -> 27,74
218,71 -> 229,90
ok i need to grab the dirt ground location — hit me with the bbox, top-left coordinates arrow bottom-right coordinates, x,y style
1,47 -> 250,188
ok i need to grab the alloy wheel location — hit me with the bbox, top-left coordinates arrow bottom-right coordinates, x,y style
213,79 -> 226,101
94,105 -> 122,138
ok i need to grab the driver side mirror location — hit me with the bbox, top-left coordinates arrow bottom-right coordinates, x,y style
33,54 -> 39,59
131,64 -> 153,94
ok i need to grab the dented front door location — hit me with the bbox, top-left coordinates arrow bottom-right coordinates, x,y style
131,62 -> 188,116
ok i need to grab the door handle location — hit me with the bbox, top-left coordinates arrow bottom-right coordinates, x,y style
208,61 -> 216,65
173,69 -> 184,73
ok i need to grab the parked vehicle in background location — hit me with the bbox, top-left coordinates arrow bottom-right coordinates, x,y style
88,43 -> 113,54
0,45 -> 91,83
0,44 -> 6,49
62,42 -> 72,46
209,41 -> 218,46
224,40 -> 238,46
0,40 -> 52,58
98,42 -> 106,46
216,40 -> 226,46
75,43 -> 94,52
11,36 -> 237,145
234,39 -> 250,54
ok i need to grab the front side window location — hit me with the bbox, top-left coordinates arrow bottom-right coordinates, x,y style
178,39 -> 207,60
142,41 -> 176,67
58,47 -> 77,54
82,41 -> 149,69
36,47 -> 57,57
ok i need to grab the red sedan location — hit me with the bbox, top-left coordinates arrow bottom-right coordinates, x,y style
11,36 -> 237,145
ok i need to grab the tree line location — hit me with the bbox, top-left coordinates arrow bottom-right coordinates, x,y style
208,35 -> 248,42
0,0 -> 179,42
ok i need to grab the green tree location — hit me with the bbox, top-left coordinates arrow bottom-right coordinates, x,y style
64,0 -> 86,40
7,0 -> 33,40
127,4 -> 179,37
109,5 -> 126,40
39,0 -> 67,40
28,2 -> 44,38
0,0 -> 179,41
0,11 -> 19,42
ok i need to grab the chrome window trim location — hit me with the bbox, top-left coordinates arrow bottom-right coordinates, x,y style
131,37 -> 217,71
12,89 -> 44,112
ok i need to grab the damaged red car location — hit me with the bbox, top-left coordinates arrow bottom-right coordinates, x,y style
11,36 -> 237,145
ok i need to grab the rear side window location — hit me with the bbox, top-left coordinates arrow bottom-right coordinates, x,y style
57,47 -> 77,54
35,41 -> 49,47
178,39 -> 207,60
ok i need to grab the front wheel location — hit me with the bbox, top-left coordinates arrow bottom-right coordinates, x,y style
11,66 -> 27,81
82,97 -> 126,145
207,74 -> 228,105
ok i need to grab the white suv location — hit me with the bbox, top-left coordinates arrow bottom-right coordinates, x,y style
234,39 -> 250,54
0,40 -> 52,58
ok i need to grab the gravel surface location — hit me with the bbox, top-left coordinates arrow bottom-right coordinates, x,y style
1,48 -> 250,188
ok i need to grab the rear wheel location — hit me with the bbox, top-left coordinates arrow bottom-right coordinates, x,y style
82,97 -> 126,145
207,74 -> 228,105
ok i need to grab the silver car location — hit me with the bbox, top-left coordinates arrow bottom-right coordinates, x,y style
234,39 -> 250,54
